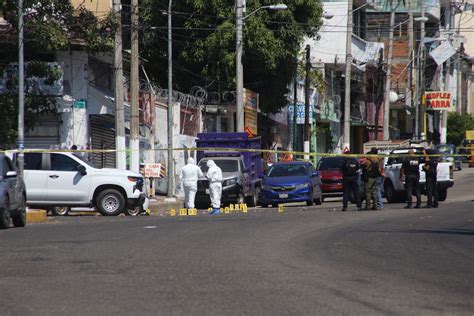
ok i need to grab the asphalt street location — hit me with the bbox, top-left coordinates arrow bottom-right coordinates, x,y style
0,170 -> 473,315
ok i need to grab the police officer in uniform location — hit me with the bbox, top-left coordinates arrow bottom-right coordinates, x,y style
340,151 -> 362,212
400,149 -> 421,209
422,149 -> 439,208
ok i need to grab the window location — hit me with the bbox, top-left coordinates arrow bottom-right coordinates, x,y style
51,154 -> 80,172
24,153 -> 42,170
239,160 -> 245,172
268,164 -> 308,177
2,158 -> 12,176
199,160 -> 239,173
317,157 -> 344,170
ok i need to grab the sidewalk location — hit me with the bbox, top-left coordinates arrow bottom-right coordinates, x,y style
148,195 -> 185,216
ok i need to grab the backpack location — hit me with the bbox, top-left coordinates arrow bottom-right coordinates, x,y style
367,159 -> 381,178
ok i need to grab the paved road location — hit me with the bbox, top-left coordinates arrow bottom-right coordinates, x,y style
1,177 -> 473,315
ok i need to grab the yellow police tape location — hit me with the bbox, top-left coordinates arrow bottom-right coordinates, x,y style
1,146 -> 473,159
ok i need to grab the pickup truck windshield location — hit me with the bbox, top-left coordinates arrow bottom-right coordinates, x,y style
268,164 -> 308,177
199,160 -> 239,173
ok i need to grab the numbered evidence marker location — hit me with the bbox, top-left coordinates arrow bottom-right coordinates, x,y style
187,208 -> 197,216
234,204 -> 240,211
179,208 -> 187,216
241,204 -> 248,213
278,204 -> 284,213
224,207 -> 230,214
170,209 -> 177,216
229,204 -> 234,211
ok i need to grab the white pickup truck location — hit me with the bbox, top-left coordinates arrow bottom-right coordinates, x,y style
383,148 -> 454,203
21,152 -> 148,216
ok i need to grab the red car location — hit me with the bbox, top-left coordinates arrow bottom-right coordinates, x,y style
316,156 -> 365,202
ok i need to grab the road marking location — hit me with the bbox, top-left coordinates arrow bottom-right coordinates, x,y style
143,226 -> 157,229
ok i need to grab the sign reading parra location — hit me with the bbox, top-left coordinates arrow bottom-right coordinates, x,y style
423,91 -> 452,110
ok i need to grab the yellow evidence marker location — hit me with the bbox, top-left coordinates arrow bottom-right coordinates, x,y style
179,208 -> 187,216
170,209 -> 177,216
224,207 -> 230,214
187,208 -> 197,216
242,204 -> 248,213
278,204 -> 284,213
229,204 -> 234,211
234,204 -> 240,211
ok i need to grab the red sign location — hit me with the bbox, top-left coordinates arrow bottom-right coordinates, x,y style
424,91 -> 452,111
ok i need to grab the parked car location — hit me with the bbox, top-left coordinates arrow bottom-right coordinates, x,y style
316,156 -> 364,202
382,147 -> 454,203
19,152 -> 148,216
259,161 -> 322,207
0,154 -> 27,229
435,144 -> 462,170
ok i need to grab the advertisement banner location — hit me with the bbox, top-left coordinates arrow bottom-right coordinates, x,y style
244,89 -> 258,135
423,91 -> 452,111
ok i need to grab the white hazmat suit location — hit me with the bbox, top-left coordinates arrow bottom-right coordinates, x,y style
206,160 -> 223,210
180,157 -> 203,209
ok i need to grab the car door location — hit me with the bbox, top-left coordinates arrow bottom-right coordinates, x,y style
384,156 -> 403,191
309,164 -> 320,197
46,153 -> 91,203
23,153 -> 48,203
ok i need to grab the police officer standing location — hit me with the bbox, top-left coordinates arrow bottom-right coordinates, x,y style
422,149 -> 439,208
340,151 -> 362,212
400,149 -> 421,209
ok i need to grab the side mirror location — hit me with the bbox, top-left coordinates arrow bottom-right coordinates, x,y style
77,165 -> 87,176
5,171 -> 17,178
311,171 -> 318,177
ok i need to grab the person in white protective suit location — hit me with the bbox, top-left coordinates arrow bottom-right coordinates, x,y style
206,160 -> 223,214
180,157 -> 203,209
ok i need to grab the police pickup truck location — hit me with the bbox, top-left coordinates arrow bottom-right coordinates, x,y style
383,148 -> 454,203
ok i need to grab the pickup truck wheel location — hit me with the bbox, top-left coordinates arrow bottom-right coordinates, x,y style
124,207 -> 141,216
247,187 -> 260,207
96,189 -> 125,216
438,188 -> 448,202
0,198 -> 11,229
12,194 -> 27,227
51,206 -> 70,216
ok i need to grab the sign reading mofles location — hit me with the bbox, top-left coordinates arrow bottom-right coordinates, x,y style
423,91 -> 452,110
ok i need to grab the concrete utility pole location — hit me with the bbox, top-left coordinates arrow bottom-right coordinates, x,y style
441,4 -> 454,144
343,0 -> 353,151
167,0 -> 174,198
114,0 -> 126,170
292,74 -> 298,152
418,5 -> 426,140
304,45 -> 311,160
130,0 -> 140,172
383,0 -> 396,141
235,0 -> 244,132
17,0 -> 24,176
407,0 -> 414,136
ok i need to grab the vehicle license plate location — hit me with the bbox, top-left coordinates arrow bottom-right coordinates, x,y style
205,189 -> 209,194
279,193 -> 289,199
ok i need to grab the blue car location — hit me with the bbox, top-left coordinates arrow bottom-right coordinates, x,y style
259,161 -> 322,207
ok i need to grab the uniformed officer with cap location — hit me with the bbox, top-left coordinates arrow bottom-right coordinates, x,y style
340,151 -> 362,212
400,149 -> 421,209
422,149 -> 439,208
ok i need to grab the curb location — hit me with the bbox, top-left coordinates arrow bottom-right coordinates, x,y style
26,209 -> 47,223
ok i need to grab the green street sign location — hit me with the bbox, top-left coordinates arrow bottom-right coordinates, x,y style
74,99 -> 86,109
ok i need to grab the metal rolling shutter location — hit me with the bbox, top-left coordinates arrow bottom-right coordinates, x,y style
89,114 -> 116,169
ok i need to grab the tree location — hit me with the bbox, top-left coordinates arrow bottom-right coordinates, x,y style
447,112 -> 474,146
0,0 -> 117,148
139,0 -> 323,113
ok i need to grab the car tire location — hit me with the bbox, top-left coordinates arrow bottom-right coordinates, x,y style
96,189 -> 125,216
51,206 -> 70,216
0,197 -> 11,229
438,188 -> 448,202
384,181 -> 402,204
247,186 -> 260,207
306,199 -> 313,206
314,196 -> 322,205
12,194 -> 27,228
124,207 -> 141,216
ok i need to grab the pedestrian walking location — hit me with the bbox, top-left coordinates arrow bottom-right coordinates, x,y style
340,151 -> 362,212
362,150 -> 382,210
422,149 -> 439,208
206,160 -> 223,214
400,149 -> 421,209
180,157 -> 203,209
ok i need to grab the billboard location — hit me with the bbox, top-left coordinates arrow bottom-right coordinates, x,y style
244,89 -> 258,135
423,91 -> 452,111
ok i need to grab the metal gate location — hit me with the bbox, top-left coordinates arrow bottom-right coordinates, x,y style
89,114 -> 116,168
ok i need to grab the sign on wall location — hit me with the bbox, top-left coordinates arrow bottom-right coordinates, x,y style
144,163 -> 165,178
244,89 -> 258,135
423,91 -> 452,111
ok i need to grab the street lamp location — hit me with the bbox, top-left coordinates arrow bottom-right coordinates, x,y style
383,15 -> 428,140
235,2 -> 287,132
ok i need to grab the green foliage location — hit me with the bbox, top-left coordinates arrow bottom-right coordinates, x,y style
447,112 -> 474,146
140,0 -> 323,113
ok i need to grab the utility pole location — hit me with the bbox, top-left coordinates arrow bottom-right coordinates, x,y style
383,0 -> 396,140
343,0 -> 353,151
130,0 -> 140,172
17,0 -> 24,176
304,45 -> 311,160
167,0 -> 174,198
418,5 -> 426,140
407,0 -> 414,137
235,0 -> 244,132
114,0 -> 126,170
441,4 -> 454,144
292,74 -> 297,153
